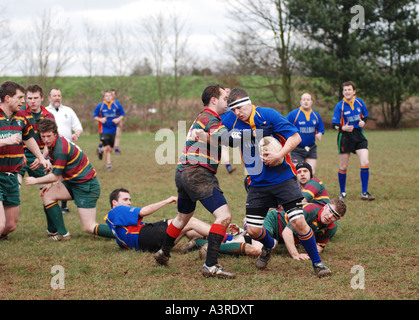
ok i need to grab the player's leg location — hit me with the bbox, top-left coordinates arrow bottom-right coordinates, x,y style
78,207 -> 113,238
2,206 -> 19,236
200,192 -> 235,279
305,158 -> 317,176
284,201 -> 331,278
356,148 -> 375,200
338,153 -> 350,199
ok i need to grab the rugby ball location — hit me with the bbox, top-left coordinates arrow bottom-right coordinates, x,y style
258,136 -> 284,166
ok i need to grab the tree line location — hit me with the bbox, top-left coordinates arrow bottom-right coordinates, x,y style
0,1 -> 418,128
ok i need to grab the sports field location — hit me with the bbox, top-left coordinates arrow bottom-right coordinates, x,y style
1,128 -> 418,301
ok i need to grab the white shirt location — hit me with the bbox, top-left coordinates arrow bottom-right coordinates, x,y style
46,104 -> 83,141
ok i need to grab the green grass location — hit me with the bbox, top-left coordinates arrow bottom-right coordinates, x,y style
1,128 -> 418,300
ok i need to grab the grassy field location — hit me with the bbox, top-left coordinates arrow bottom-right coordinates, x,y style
1,128 -> 418,302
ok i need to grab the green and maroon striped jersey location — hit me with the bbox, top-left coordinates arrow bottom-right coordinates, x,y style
20,105 -> 55,151
177,107 -> 228,173
0,108 -> 36,173
49,135 -> 96,183
300,177 -> 330,205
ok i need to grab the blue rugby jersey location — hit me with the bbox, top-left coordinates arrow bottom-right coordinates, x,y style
286,107 -> 325,147
93,100 -> 125,134
332,97 -> 369,130
105,206 -> 144,250
222,105 -> 298,186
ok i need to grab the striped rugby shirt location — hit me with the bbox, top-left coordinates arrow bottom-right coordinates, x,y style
49,135 -> 96,183
300,177 -> 330,206
20,105 -> 55,151
178,107 -> 228,173
0,108 -> 36,173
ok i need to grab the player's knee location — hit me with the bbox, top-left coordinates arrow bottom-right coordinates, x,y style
290,216 -> 308,234
245,244 -> 262,257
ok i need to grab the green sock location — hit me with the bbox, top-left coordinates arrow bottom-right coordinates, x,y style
44,202 -> 68,235
93,224 -> 115,239
43,206 -> 57,233
196,238 -> 246,256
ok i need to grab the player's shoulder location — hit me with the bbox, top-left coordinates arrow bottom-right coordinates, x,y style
354,97 -> 366,107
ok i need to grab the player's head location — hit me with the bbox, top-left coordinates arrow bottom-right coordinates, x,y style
109,188 -> 131,208
342,81 -> 356,100
38,118 -> 58,134
38,118 -> 59,147
227,88 -> 253,122
296,162 -> 313,184
103,90 -> 113,102
320,198 -> 347,225
26,85 -> 44,113
300,93 -> 313,110
0,81 -> 25,106
202,84 -> 225,106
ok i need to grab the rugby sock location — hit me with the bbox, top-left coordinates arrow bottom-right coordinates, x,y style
297,229 -> 321,265
196,239 -> 246,256
61,200 -> 68,210
93,224 -> 115,238
44,206 -> 57,234
254,227 -> 275,249
44,202 -> 68,235
360,166 -> 369,194
338,169 -> 347,193
206,223 -> 227,267
161,223 -> 183,256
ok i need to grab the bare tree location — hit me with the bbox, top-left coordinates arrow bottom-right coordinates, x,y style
21,9 -> 73,83
226,0 -> 296,110
82,19 -> 104,78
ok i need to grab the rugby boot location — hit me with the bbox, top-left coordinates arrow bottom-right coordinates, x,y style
154,249 -> 171,266
47,232 -> 71,242
361,192 -> 375,201
180,239 -> 198,254
198,243 -> 208,260
255,239 -> 278,270
202,263 -> 236,279
313,262 -> 332,278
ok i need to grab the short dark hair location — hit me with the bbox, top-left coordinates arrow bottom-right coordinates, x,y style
342,81 -> 356,91
48,87 -> 61,96
109,188 -> 130,208
26,84 -> 44,97
330,198 -> 347,218
0,81 -> 25,102
227,88 -> 249,105
201,84 -> 225,106
38,118 -> 58,135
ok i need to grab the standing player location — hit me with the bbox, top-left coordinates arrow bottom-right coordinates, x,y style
154,84 -> 236,279
0,81 -> 49,240
93,90 -> 125,171
332,81 -> 375,201
46,87 -> 83,214
222,88 -> 332,277
286,93 -> 325,175
25,118 -> 114,241
18,85 -> 54,187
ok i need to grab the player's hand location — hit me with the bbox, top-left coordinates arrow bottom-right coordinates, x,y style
40,184 -> 53,197
358,119 -> 365,128
29,158 -> 41,170
190,129 -> 207,142
8,133 -> 22,145
342,122 -> 354,132
261,151 -> 282,166
292,253 -> 310,261
166,196 -> 178,204
25,176 -> 37,186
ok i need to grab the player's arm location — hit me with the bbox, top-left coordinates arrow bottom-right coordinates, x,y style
282,227 -> 310,261
25,172 -> 60,186
0,133 -> 22,147
139,196 -> 178,218
23,137 -> 48,169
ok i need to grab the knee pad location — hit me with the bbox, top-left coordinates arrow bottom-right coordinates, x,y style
245,207 -> 269,228
285,207 -> 304,222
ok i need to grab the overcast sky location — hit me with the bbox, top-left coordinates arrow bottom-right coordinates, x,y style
3,0 -> 235,76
